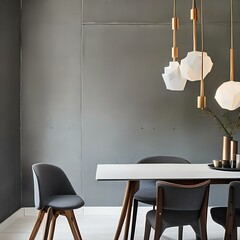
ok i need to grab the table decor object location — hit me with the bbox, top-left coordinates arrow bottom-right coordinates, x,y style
236,154 -> 240,169
213,160 -> 222,168
201,108 -> 239,166
208,163 -> 240,171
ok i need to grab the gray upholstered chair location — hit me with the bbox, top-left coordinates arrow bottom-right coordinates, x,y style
144,180 -> 210,240
29,163 -> 84,240
130,156 -> 190,240
211,181 -> 240,240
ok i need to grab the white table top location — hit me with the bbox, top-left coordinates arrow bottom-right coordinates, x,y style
96,163 -> 240,181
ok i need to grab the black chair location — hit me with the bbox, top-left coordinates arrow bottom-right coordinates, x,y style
144,180 -> 210,240
29,163 -> 84,240
130,156 -> 190,240
211,181 -> 240,240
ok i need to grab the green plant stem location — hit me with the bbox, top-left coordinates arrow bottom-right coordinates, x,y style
231,111 -> 240,136
201,108 -> 232,137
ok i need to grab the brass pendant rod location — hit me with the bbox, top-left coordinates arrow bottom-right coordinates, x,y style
173,0 -> 176,17
230,0 -> 234,81
197,0 -> 206,109
191,0 -> 198,51
172,0 -> 179,61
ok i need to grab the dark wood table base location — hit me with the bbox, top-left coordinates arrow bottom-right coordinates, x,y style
114,180 -> 139,240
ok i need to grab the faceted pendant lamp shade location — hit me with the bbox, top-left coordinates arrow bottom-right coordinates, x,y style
215,81 -> 240,110
162,61 -> 187,91
180,51 -> 213,81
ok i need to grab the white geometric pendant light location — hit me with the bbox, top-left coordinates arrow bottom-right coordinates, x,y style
180,0 -> 213,82
162,61 -> 186,91
215,0 -> 240,111
215,81 -> 240,110
162,0 -> 187,91
180,51 -> 213,81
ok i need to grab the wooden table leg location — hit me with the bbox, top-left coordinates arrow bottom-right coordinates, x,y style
114,180 -> 139,240
123,181 -> 139,240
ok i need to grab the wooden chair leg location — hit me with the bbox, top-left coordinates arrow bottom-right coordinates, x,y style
43,208 -> 53,240
231,227 -> 237,240
178,226 -> 183,240
199,186 -> 209,240
65,210 -> 82,240
130,199 -> 139,240
154,214 -> 163,240
29,210 -> 45,240
224,217 -> 235,240
225,233 -> 231,240
144,219 -> 151,240
49,213 -> 59,240
224,226 -> 237,240
154,223 -> 162,240
70,210 -> 83,240
200,217 -> 207,240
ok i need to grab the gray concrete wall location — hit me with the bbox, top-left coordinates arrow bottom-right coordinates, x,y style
21,0 -> 82,205
22,0 -> 240,206
0,0 -> 21,222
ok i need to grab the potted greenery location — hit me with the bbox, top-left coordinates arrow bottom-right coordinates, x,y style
201,108 -> 240,138
201,108 -> 240,165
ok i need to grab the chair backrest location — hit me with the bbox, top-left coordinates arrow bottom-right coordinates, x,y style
222,181 -> 240,232
138,156 -> 190,164
228,181 -> 240,209
138,156 -> 190,187
156,180 -> 210,211
32,163 -> 76,210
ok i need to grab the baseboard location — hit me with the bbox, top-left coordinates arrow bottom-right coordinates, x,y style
23,206 -> 152,216
0,206 -> 211,233
82,206 -> 152,215
0,205 -> 152,232
0,208 -> 24,232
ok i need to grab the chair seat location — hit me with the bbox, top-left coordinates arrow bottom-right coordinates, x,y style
147,209 -> 200,229
211,207 -> 240,227
46,195 -> 84,210
134,187 -> 156,205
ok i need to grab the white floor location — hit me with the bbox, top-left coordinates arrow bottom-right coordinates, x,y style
0,207 -> 228,240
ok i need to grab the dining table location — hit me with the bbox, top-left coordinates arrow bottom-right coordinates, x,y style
96,163 -> 240,240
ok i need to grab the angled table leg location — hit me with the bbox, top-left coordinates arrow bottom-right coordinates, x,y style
114,180 -> 139,240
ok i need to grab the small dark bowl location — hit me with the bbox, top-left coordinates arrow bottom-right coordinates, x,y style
222,160 -> 230,168
213,160 -> 222,168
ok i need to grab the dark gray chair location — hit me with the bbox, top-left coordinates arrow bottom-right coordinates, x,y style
144,180 -> 210,240
211,181 -> 240,240
29,163 -> 84,240
130,156 -> 190,240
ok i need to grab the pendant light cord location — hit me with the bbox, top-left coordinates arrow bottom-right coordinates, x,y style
173,0 -> 176,50
173,0 -> 176,17
192,0 -> 197,51
172,0 -> 178,61
231,0 -> 233,49
230,0 -> 234,81
200,0 -> 204,97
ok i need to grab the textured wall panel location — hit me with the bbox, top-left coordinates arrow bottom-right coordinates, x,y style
21,0 -> 82,206
0,0 -> 21,222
